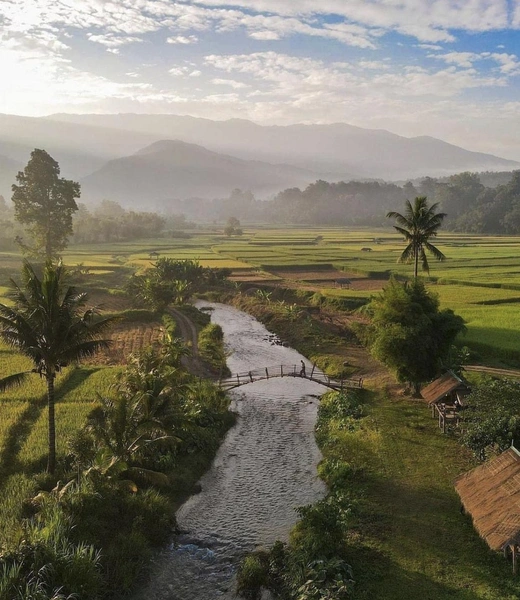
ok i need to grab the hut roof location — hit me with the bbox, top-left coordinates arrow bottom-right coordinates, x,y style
455,447 -> 520,551
421,372 -> 468,405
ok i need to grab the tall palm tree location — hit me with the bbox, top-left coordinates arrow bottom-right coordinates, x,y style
387,196 -> 447,278
0,261 -> 114,473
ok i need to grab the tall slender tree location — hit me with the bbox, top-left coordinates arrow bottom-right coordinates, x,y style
387,196 -> 447,278
12,149 -> 80,259
0,261 -> 114,473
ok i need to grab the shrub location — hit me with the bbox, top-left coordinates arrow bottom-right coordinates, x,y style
236,552 -> 270,600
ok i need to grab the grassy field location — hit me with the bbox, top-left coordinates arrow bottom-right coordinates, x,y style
339,384 -> 520,600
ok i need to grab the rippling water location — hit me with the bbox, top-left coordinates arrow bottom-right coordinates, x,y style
133,302 -> 327,599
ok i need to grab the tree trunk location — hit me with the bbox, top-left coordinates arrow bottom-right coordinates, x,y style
47,373 -> 56,474
414,247 -> 419,279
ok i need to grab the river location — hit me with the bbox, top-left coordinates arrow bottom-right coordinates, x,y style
133,302 -> 327,599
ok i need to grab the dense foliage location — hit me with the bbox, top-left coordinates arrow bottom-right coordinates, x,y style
461,378 -> 520,460
72,200 -> 166,244
362,279 -> 465,393
127,258 -> 230,311
12,149 -> 80,258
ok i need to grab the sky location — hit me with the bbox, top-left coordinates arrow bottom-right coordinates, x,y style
1,0 -> 520,160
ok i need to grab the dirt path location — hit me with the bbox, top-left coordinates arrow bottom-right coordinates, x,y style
465,364 -> 520,378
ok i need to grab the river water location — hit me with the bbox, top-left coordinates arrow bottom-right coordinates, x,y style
133,302 -> 327,599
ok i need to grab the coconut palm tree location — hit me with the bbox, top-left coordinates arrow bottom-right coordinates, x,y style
0,261 -> 114,473
387,196 -> 447,278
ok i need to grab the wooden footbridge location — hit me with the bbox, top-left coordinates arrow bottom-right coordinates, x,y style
218,364 -> 363,392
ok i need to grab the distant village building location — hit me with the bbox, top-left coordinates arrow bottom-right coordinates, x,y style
335,278 -> 352,289
421,371 -> 470,433
455,446 -> 520,573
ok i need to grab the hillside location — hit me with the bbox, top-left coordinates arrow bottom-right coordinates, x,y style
50,113 -> 519,180
80,140 -> 326,206
0,113 -> 158,191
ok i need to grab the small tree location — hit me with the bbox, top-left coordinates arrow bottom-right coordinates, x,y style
12,149 -> 80,259
365,278 -> 465,394
224,217 -> 242,237
0,261 -> 114,473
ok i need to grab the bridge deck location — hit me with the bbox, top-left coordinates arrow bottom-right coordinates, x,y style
218,364 -> 363,392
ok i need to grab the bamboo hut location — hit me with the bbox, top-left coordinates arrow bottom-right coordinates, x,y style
421,371 -> 470,432
455,446 -> 520,573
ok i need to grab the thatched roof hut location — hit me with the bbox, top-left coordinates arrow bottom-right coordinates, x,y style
421,372 -> 470,406
455,447 -> 520,571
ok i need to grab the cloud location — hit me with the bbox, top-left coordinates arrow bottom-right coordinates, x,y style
166,34 -> 198,44
212,78 -> 250,88
193,0 -> 515,42
88,34 -> 142,48
430,51 -> 520,75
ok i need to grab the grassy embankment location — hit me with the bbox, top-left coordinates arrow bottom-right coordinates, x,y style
231,290 -> 520,599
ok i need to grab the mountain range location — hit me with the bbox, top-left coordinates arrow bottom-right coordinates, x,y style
0,112 -> 517,207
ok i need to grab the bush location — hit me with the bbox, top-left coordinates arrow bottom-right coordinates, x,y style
236,552 -> 270,600
198,323 -> 230,376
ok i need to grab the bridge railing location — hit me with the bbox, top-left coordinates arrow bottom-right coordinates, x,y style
218,364 -> 363,390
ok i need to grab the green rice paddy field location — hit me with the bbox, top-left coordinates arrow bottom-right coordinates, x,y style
47,226 -> 520,363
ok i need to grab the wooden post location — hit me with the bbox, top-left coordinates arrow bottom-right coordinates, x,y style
310,363 -> 316,378
281,365 -> 283,377
249,371 -> 253,382
265,367 -> 269,379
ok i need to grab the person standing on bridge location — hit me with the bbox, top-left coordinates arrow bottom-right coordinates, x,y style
300,360 -> 306,377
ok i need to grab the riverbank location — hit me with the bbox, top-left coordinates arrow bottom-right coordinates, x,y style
228,292 -> 519,598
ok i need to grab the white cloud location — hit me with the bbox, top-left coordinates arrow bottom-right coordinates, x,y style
88,34 -> 142,48
358,60 -> 391,70
212,78 -> 250,88
430,51 -> 520,75
193,0 -> 515,42
429,51 -> 479,68
514,0 -> 520,27
166,35 -> 198,44
417,43 -> 443,50
249,30 -> 281,41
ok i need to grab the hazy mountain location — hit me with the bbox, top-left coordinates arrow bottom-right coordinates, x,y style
50,113 -> 519,180
0,113 -> 158,184
80,140 -> 327,207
